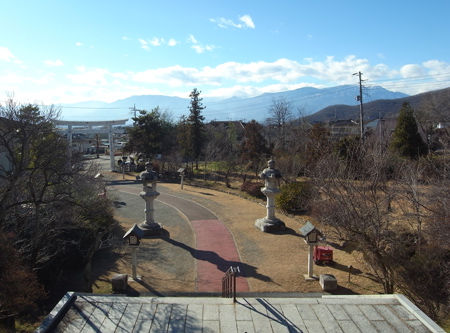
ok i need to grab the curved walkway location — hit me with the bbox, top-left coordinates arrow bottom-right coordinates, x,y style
112,181 -> 249,293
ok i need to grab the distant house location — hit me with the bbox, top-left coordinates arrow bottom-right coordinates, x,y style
373,118 -> 398,145
328,119 -> 360,140
372,117 -> 428,146
437,121 -> 450,129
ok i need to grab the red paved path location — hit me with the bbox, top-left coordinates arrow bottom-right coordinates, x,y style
191,219 -> 249,292
114,183 -> 249,292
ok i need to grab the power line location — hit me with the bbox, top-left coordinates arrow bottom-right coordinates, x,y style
368,71 -> 450,84
38,105 -> 125,110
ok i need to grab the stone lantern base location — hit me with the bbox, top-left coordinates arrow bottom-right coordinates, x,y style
139,222 -> 163,236
255,217 -> 286,233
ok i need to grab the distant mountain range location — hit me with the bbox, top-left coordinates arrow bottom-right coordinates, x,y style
60,85 -> 407,123
308,87 -> 450,123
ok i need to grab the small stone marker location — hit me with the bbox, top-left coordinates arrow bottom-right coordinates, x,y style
111,274 -> 128,293
319,274 -> 337,291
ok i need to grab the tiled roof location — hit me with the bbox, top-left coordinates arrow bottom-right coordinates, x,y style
37,293 -> 445,332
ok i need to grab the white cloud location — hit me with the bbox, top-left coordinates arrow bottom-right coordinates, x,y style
130,56 -> 450,95
210,15 -> 255,29
138,39 -> 149,50
423,59 -> 450,77
0,72 -> 28,84
44,59 -> 64,67
75,42 -> 83,47
239,15 -> 255,29
128,58 -> 337,86
150,37 -> 164,46
187,34 -> 214,53
122,36 -> 130,40
210,18 -> 240,29
0,46 -> 15,62
205,83 -> 323,99
4,56 -> 449,105
67,67 -> 111,86
133,65 -> 203,86
192,44 -> 215,54
138,37 -> 176,49
188,34 -> 198,44
400,64 -> 424,78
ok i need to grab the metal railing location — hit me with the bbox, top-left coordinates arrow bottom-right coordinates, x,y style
222,266 -> 240,302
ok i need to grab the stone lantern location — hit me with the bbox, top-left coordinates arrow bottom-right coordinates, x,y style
123,224 -> 144,280
138,162 -> 162,235
255,159 -> 286,232
299,221 -> 322,280
178,167 -> 186,190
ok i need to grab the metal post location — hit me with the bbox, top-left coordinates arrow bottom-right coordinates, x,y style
132,247 -> 137,280
181,174 -> 184,189
233,270 -> 237,303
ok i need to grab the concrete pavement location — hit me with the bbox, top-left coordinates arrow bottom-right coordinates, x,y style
107,178 -> 249,293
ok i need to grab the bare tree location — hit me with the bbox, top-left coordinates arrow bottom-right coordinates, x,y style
266,98 -> 293,151
204,122 -> 241,187
312,147 -> 399,293
312,143 -> 450,320
0,233 -> 45,331
0,100 -> 116,327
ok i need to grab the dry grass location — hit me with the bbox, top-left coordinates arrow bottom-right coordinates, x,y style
92,172 -> 383,295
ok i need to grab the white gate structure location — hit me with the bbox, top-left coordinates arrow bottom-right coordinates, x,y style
54,119 -> 128,171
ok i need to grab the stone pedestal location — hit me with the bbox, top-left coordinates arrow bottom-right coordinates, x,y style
320,274 -> 337,291
111,274 -> 128,293
139,181 -> 162,236
255,187 -> 286,232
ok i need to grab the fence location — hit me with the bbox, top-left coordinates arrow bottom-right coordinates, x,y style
222,266 -> 240,303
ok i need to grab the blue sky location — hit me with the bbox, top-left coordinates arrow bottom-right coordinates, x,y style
1,0 -> 449,105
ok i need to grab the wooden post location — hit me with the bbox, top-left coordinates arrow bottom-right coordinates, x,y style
132,247 -> 137,280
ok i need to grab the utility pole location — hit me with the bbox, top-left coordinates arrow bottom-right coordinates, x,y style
353,71 -> 365,141
130,104 -> 136,124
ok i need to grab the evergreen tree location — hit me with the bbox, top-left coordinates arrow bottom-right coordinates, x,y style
390,102 -> 427,159
176,115 -> 191,162
187,88 -> 206,169
125,106 -> 175,159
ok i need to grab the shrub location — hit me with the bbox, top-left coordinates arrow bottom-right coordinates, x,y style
240,181 -> 265,199
276,181 -> 314,213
